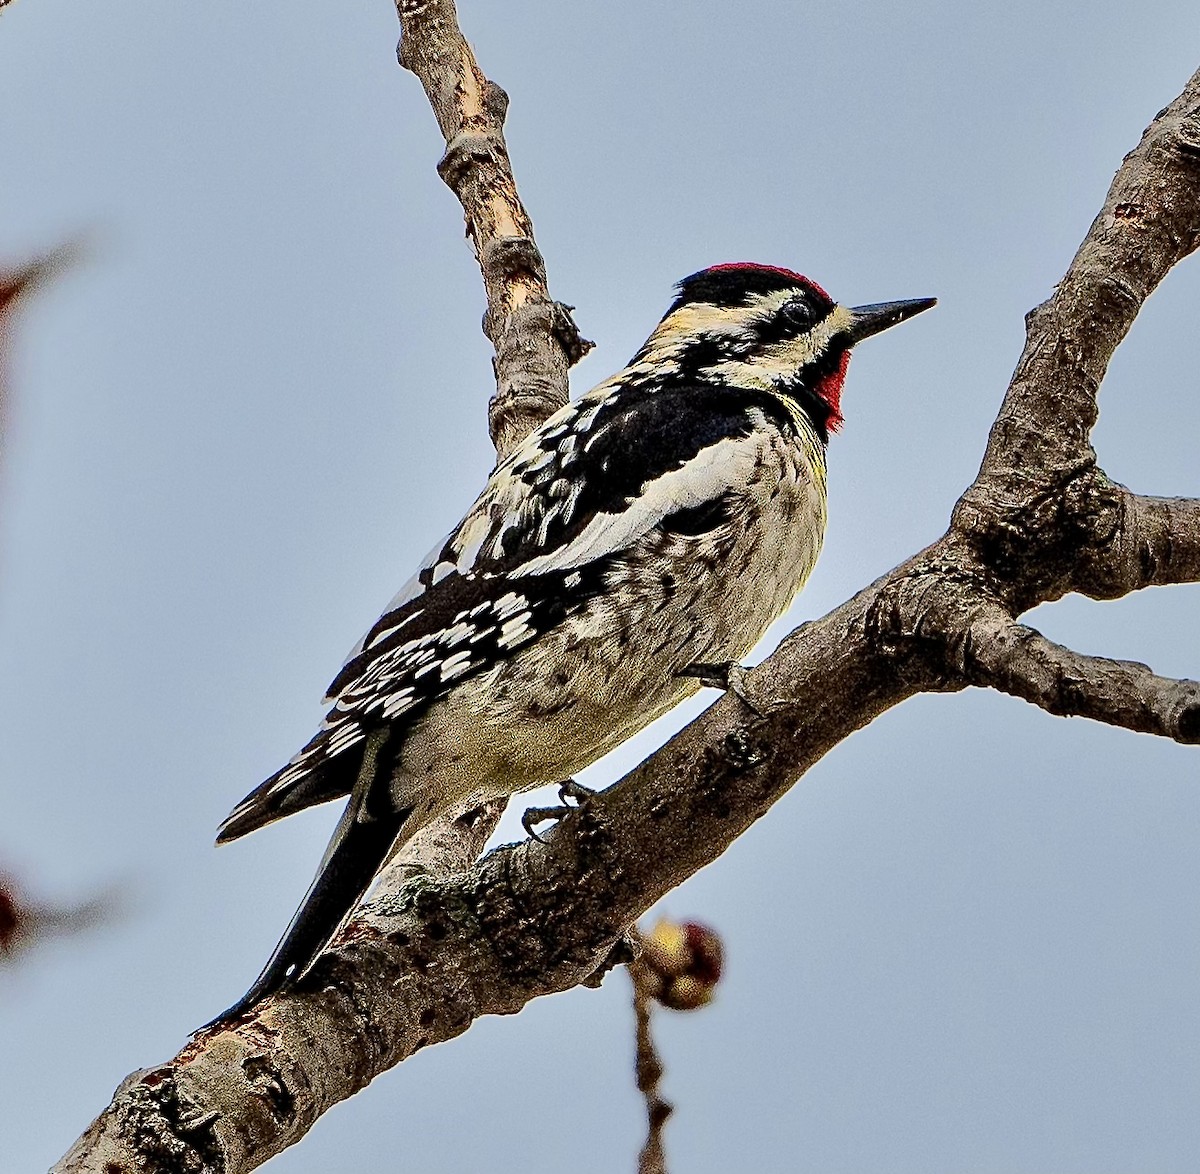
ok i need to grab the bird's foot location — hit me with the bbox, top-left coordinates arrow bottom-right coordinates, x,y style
556,777 -> 596,805
677,660 -> 764,717
521,778 -> 595,842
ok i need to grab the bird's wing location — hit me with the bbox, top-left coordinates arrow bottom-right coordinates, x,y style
218,382 -> 797,840
331,378 -> 800,691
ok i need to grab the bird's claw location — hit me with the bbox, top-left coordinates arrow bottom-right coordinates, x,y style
556,777 -> 595,805
521,778 -> 595,842
677,660 -> 764,716
521,805 -> 569,842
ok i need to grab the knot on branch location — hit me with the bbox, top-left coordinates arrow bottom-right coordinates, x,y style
1163,105 -> 1200,165
114,1068 -> 222,1172
482,79 -> 509,120
860,560 -> 983,689
720,727 -> 769,773
480,234 -> 547,287
438,131 -> 509,194
952,464 -> 1126,606
552,301 -> 595,365
241,1056 -> 296,1128
485,296 -> 595,452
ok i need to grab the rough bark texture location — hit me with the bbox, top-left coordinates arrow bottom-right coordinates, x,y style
52,22 -> 1200,1174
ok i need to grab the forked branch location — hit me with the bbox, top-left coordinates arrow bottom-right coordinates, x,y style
1075,491 -> 1200,596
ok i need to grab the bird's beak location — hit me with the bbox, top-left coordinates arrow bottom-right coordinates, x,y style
845,297 -> 937,345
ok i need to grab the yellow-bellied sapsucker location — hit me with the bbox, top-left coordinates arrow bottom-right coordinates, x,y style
213,263 -> 934,1019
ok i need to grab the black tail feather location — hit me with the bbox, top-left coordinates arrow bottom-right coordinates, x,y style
215,744 -> 366,845
206,801 -> 409,1026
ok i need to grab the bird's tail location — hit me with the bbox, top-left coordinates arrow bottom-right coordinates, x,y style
208,732 -> 409,1025
215,733 -> 367,844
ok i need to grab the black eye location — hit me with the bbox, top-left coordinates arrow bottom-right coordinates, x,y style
781,297 -> 818,332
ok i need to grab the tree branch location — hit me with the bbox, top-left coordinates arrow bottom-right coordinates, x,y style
54,47 -> 1200,1174
55,573 -> 929,1173
956,68 -> 1200,606
1074,491 -> 1200,596
396,0 -> 591,459
976,68 -> 1200,485
962,604 -> 1200,743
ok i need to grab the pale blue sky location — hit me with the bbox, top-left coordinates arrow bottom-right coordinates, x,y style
2,3 -> 1199,1171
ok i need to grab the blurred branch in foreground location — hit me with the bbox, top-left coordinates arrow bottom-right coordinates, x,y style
1,238 -> 109,976
0,871 -> 122,967
0,238 -> 88,452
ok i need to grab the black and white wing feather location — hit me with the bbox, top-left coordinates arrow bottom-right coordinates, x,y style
216,379 -> 798,843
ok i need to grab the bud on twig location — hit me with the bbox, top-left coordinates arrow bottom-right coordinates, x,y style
632,918 -> 724,1011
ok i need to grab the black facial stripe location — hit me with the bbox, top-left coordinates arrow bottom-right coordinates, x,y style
775,342 -> 849,445
745,298 -> 835,349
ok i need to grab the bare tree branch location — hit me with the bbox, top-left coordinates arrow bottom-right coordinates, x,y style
962,604 -> 1200,743
378,0 -> 599,912
973,70 -> 1200,488
396,0 -> 591,459
955,68 -> 1200,609
1075,491 -> 1200,596
53,48 -> 1200,1174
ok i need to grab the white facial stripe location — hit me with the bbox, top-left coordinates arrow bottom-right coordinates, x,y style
635,291 -> 850,375
703,303 -> 853,387
659,300 -> 762,338
743,287 -> 803,319
510,434 -> 757,577
632,302 -> 757,370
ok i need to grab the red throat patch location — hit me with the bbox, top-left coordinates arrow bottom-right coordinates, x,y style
816,350 -> 850,433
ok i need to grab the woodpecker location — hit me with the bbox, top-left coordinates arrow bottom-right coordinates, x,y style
213,263 -> 934,1021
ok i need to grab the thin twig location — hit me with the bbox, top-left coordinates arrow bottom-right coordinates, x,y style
630,966 -> 671,1174
962,605 -> 1200,744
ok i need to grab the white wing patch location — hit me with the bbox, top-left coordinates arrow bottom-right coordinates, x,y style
332,385 -> 631,699
511,434 -> 756,577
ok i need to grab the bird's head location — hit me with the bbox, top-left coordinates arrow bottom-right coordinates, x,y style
631,263 -> 935,441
